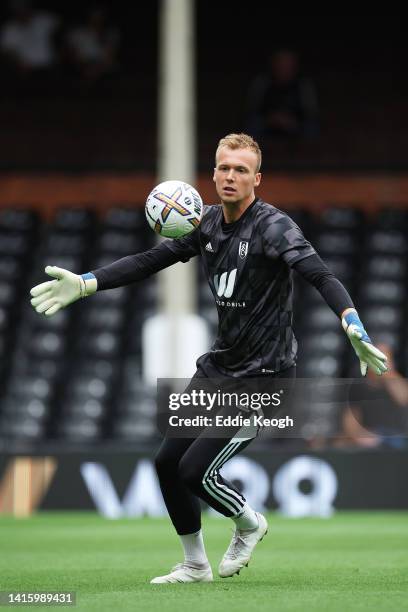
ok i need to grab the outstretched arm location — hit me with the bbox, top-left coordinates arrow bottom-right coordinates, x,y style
293,253 -> 388,376
260,209 -> 388,377
293,253 -> 354,315
30,235 -> 200,316
90,240 -> 192,290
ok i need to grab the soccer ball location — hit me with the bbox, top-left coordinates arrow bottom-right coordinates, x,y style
145,180 -> 203,239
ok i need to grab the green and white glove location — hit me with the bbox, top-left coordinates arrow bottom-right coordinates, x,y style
342,310 -> 388,376
30,266 -> 97,316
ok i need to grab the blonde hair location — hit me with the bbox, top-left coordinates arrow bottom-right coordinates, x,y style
215,133 -> 262,172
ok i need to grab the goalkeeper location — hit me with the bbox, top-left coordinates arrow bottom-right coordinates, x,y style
30,133 -> 387,584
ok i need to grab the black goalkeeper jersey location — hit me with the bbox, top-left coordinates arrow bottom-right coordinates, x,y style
164,198 -> 316,376
92,199 -> 354,378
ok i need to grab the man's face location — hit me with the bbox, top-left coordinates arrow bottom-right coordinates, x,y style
213,147 -> 261,205
270,51 -> 298,82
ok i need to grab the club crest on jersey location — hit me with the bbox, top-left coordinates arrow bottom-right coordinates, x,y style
239,241 -> 249,259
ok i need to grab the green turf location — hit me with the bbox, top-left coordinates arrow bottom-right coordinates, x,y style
0,512 -> 407,612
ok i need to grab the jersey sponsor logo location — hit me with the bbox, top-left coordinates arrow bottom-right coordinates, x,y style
216,299 -> 246,308
214,268 -> 237,298
205,241 -> 214,252
239,241 -> 249,259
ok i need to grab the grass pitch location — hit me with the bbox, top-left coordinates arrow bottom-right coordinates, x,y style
0,512 -> 407,612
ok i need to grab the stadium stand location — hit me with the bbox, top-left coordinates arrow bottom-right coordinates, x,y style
0,7 -> 406,449
0,204 -> 407,447
0,7 -> 406,172
0,206 -> 156,446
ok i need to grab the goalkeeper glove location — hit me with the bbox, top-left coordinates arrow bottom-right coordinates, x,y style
30,266 -> 97,316
341,310 -> 388,376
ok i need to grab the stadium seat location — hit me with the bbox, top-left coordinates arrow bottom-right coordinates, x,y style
0,415 -> 45,440
366,231 -> 407,254
77,330 -> 122,358
319,206 -> 364,231
373,207 -> 408,231
0,281 -> 17,307
297,354 -> 343,377
90,287 -> 128,306
82,306 -> 126,330
0,208 -> 39,233
320,256 -> 355,283
72,373 -> 109,395
104,207 -> 146,232
28,331 -> 67,359
0,232 -> 31,257
12,358 -> 61,381
119,356 -> 143,385
366,255 -> 406,280
45,232 -> 88,256
299,304 -> 340,330
113,415 -> 158,440
117,392 -> 157,418
0,256 -> 22,280
61,398 -> 107,421
57,418 -> 102,442
2,396 -> 50,421
71,358 -> 120,382
120,369 -> 156,397
314,231 -> 357,256
359,280 -> 405,304
53,208 -> 96,232
361,305 -> 402,330
27,307 -> 70,332
98,231 -> 144,255
7,375 -> 53,400
302,331 -> 345,354
35,255 -> 83,275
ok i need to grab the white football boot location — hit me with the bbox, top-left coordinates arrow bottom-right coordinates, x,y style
150,562 -> 213,584
218,512 -> 268,578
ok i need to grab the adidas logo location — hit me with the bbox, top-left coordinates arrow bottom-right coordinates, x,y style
205,242 -> 214,253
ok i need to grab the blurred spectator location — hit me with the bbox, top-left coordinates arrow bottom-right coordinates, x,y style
337,343 -> 408,449
0,0 -> 62,81
245,47 -> 319,143
62,4 -> 120,84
